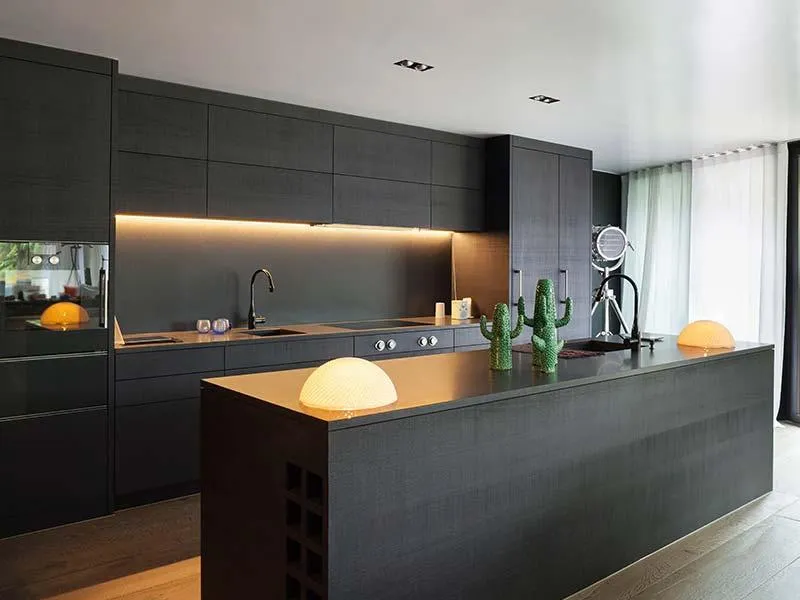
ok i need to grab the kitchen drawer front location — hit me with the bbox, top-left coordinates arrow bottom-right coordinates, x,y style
207,161 -> 332,224
116,347 -> 225,380
115,398 -> 199,499
224,361 -> 326,376
333,127 -> 431,183
116,370 -> 224,407
355,329 -> 454,358
119,91 -> 207,159
431,142 -> 484,189
454,326 -> 486,347
0,407 -> 108,538
117,152 -> 207,217
225,337 -> 353,370
208,105 -> 332,172
431,186 -> 484,232
333,175 -> 430,228
366,346 -> 453,362
0,352 -> 108,418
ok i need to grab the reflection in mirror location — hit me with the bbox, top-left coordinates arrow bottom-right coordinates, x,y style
0,241 -> 109,331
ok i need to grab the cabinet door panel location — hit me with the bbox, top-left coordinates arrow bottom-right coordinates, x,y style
511,148 -> 559,307
119,91 -> 207,159
333,175 -> 430,228
558,156 -> 592,339
116,370 -> 224,407
116,398 -> 199,498
0,408 -> 108,538
117,152 -> 207,217
0,353 -> 107,418
225,336 -> 353,370
0,57 -> 110,241
334,127 -> 431,183
208,106 -> 332,172
207,162 -> 332,223
431,186 -> 484,232
432,142 -> 483,189
116,347 -> 225,380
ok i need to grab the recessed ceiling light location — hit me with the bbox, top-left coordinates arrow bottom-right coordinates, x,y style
530,94 -> 560,104
394,59 -> 434,72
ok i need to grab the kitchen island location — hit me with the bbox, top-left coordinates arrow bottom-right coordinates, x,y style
201,339 -> 773,600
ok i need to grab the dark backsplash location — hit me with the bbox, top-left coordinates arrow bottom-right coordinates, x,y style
115,218 -> 452,333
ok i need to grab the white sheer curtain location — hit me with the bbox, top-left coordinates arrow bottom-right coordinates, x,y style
624,144 -> 788,416
622,162 -> 692,334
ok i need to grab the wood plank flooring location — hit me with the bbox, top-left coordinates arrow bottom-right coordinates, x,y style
1,424 -> 799,600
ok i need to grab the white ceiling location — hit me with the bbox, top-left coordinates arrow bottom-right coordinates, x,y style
1,0 -> 798,173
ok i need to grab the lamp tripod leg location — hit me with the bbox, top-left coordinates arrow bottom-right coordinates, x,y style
609,296 -> 630,335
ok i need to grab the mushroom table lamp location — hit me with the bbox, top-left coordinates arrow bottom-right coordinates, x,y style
40,302 -> 90,328
299,357 -> 397,411
677,320 -> 735,350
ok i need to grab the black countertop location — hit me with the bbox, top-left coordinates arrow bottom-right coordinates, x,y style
203,337 -> 772,430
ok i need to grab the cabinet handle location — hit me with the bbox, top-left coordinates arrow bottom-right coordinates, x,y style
512,269 -> 522,306
560,268 -> 569,304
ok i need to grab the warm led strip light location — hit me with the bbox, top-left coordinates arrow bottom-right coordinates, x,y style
115,214 -> 453,236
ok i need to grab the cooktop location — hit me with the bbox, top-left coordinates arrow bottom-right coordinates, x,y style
325,319 -> 425,331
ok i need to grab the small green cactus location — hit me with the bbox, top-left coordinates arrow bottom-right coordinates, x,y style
480,301 -> 524,370
520,279 -> 572,373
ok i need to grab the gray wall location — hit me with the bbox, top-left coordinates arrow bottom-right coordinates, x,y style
592,171 -> 623,335
115,219 -> 451,333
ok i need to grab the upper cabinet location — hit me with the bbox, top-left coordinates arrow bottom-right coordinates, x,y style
431,142 -> 484,189
119,92 -> 207,159
208,106 -> 332,172
333,127 -> 431,184
0,52 -> 112,242
431,141 -> 485,232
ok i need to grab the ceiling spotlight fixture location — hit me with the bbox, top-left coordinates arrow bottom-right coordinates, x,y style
530,94 -> 560,104
394,59 -> 434,72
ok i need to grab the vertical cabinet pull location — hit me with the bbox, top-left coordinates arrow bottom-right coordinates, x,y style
560,268 -> 569,303
512,269 -> 523,306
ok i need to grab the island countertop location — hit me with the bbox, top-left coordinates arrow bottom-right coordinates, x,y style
202,337 -> 772,430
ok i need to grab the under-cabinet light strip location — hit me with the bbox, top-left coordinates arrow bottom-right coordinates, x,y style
115,214 -> 453,236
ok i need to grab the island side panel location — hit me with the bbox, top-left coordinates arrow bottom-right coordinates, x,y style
201,385 -> 329,600
327,349 -> 773,600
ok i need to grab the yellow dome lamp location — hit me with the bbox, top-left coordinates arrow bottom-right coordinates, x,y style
40,302 -> 90,331
677,320 -> 735,350
299,357 -> 397,412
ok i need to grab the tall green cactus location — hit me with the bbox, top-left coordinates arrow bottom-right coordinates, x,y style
520,279 -> 572,373
480,302 -> 524,370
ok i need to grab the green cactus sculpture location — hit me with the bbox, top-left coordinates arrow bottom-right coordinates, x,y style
480,301 -> 524,370
520,279 -> 572,373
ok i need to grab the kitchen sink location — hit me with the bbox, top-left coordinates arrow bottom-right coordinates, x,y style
245,328 -> 306,337
563,338 -> 630,352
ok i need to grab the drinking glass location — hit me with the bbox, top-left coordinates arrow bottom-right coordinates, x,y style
196,319 -> 211,334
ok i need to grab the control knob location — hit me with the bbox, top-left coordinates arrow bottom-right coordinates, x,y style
374,340 -> 386,351
387,339 -> 397,351
428,335 -> 438,347
417,336 -> 428,347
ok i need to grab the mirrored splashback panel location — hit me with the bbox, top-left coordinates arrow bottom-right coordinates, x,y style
1,241 -> 109,332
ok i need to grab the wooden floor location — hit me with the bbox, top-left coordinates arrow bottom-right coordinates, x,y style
2,425 -> 800,600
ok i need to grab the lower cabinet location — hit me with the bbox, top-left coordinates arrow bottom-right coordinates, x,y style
115,397 -> 200,506
0,408 -> 108,538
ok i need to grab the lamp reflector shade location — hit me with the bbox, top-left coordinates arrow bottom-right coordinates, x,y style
677,320 -> 735,349
299,357 -> 397,411
40,302 -> 90,326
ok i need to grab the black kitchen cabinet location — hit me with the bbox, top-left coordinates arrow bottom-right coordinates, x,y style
116,346 -> 225,380
334,127 -> 431,184
0,408 -> 108,538
207,161 -> 332,224
456,136 -> 592,339
224,336 -> 353,371
116,397 -> 200,504
333,175 -> 430,228
119,91 -> 207,159
557,155 -> 592,339
511,146 -> 560,305
117,151 -> 207,217
0,55 -> 111,242
431,186 -> 484,232
431,142 -> 484,190
208,106 -> 332,172
0,352 -> 108,419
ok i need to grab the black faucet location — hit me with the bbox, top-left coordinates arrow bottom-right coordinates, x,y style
594,273 -> 640,350
248,268 -> 275,330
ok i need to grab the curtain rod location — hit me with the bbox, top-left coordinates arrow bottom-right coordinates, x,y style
693,143 -> 773,161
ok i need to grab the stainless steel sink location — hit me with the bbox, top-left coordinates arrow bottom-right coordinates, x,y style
563,338 -> 630,352
245,328 -> 306,337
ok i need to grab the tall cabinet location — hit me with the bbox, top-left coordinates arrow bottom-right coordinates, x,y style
0,38 -> 115,538
456,136 -> 592,339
